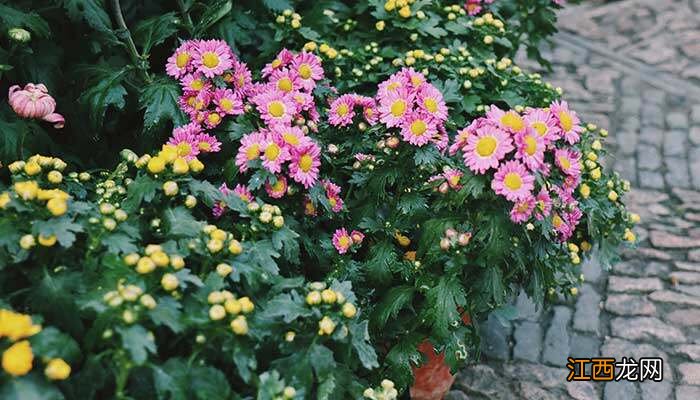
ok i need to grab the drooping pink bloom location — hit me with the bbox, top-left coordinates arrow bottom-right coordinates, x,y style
443,168 -> 463,189
193,39 -> 233,78
213,183 -> 233,218
289,142 -> 321,188
303,196 -> 317,216
233,184 -> 254,203
486,105 -> 527,135
323,180 -> 344,212
491,160 -> 535,201
350,230 -> 365,244
166,41 -> 196,78
465,0 -> 483,15
550,100 -> 584,144
510,195 -> 535,223
8,83 -> 65,128
401,113 -> 436,147
328,94 -> 357,127
265,175 -> 288,198
291,52 -> 324,91
332,228 -> 353,254
462,124 -> 514,174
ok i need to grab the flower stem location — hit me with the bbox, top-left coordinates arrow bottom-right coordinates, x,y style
176,0 -> 195,35
110,0 -> 151,83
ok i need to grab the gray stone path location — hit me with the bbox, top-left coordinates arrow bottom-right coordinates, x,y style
449,0 -> 700,399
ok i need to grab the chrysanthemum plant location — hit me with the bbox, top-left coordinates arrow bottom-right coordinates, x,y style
0,0 -> 633,399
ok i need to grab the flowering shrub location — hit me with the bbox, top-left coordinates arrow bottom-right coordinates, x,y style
0,0 -> 633,398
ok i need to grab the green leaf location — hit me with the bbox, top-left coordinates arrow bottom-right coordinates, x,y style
133,13 -> 179,54
122,174 -> 159,212
30,327 -> 81,363
63,0 -> 113,34
190,365 -> 232,400
349,320 -> 379,369
371,285 -> 415,329
102,232 -> 139,254
149,296 -> 184,333
397,193 -> 427,214
0,374 -> 65,400
262,0 -> 293,11
163,207 -> 203,237
117,325 -> 156,365
152,360 -> 188,400
79,68 -> 127,129
271,225 -> 300,264
461,94 -> 480,113
188,180 -> 221,207
298,27 -> 320,41
0,4 -> 50,38
34,216 -> 83,248
260,292 -> 311,323
424,276 -> 466,339
139,78 -> 186,130
317,375 -> 336,400
195,0 -> 233,35
436,79 -> 461,103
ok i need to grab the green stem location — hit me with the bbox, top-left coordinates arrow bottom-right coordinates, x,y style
110,0 -> 151,83
176,0 -> 195,35
115,352 -> 132,400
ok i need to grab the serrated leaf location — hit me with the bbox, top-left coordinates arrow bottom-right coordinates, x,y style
0,4 -> 50,38
262,0 -> 293,11
30,327 -> 82,363
190,365 -> 231,400
163,207 -> 203,237
0,374 -> 64,400
297,27 -> 320,41
424,276 -> 466,339
63,0 -> 113,35
149,296 -> 184,333
35,216 -> 83,247
140,78 -> 186,130
122,174 -> 159,212
260,292 -> 311,323
117,325 -> 156,365
133,13 -> 178,54
102,232 -> 139,254
350,320 -> 379,369
79,68 -> 127,129
371,285 -> 415,329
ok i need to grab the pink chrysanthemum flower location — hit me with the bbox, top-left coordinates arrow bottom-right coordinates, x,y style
323,180 -> 344,212
202,111 -> 224,129
462,124 -> 514,174
402,67 -> 427,89
379,87 -> 413,128
354,153 -> 376,162
328,94 -> 357,127
289,142 -> 321,188
226,60 -> 253,97
565,206 -> 583,229
510,196 -> 535,223
332,228 -> 353,254
444,168 -> 463,189
212,183 -> 233,218
166,41 -> 196,78
377,73 -> 408,99
260,136 -> 290,174
233,184 -> 255,203
401,113 -> 436,147
524,108 -> 557,145
265,175 -> 288,199
550,100 -> 584,144
350,230 -> 365,244
180,74 -> 210,93
534,188 -> 552,221
291,52 -> 324,91
262,49 -> 295,77
213,88 -> 243,116
449,127 -> 472,156
552,212 -> 573,241
554,148 -> 582,177
486,105 -> 527,135
168,123 -> 202,160
354,95 -> 379,125
553,184 -> 577,206
515,129 -> 546,171
491,160 -> 535,201
252,89 -> 297,126
269,69 -> 301,94
272,125 -> 311,149
235,131 -> 266,172
8,83 -> 65,128
195,133 -> 221,153
303,196 -> 317,216
193,39 -> 233,78
417,84 -> 448,122
465,0 -> 483,15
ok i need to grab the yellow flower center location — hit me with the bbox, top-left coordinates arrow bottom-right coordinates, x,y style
338,236 -> 351,248
299,154 -> 313,172
277,77 -> 293,92
208,113 -> 221,124
424,98 -> 438,113
328,197 -> 337,207
500,112 -> 525,132
246,144 -> 260,160
531,121 -> 548,136
449,175 -> 460,186
410,119 -> 427,136
267,101 -> 285,118
272,180 -> 285,192
265,143 -> 281,161
365,108 -> 374,117
558,155 -> 571,171
336,103 -> 350,117
524,135 -> 537,156
517,202 -> 530,213
475,136 -> 498,157
558,111 -> 573,132
220,98 -> 233,112
503,172 -> 523,190
191,79 -> 204,91
411,76 -> 424,86
299,64 -> 312,79
202,52 -> 220,68
282,133 -> 300,146
187,96 -> 196,106
199,142 -> 211,151
176,143 -> 192,156
176,52 -> 190,68
271,59 -> 282,68
390,99 -> 407,117
552,214 -> 564,228
237,74 -> 245,87
387,82 -> 401,92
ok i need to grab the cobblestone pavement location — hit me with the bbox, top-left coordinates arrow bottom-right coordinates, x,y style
448,1 -> 700,399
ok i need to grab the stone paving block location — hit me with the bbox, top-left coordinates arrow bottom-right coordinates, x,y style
503,363 -> 567,388
479,314 -> 511,361
573,284 -> 601,333
675,344 -> 700,361
569,333 -> 600,359
638,126 -> 664,146
691,105 -> 700,124
637,170 -> 665,189
610,317 -> 686,343
581,257 -> 602,283
677,261 -> 700,272
542,306 -> 571,366
608,276 -> 663,292
636,145 -> 662,170
690,249 -> 700,262
605,294 -> 656,316
604,380 -> 639,400
515,290 -> 540,321
663,129 -> 687,155
640,381 -> 672,400
678,363 -> 700,385
666,112 -> 689,129
665,309 -> 700,326
513,321 -> 542,363
664,157 -> 691,188
566,381 -> 597,400
689,126 -> 700,145
670,271 -> 700,284
454,365 -> 515,399
676,385 -> 700,400
444,391 -> 470,400
650,290 -> 700,307
649,230 -> 700,248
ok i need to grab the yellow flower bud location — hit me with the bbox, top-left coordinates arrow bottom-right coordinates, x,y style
136,256 -> 156,274
102,218 -> 116,231
19,234 -> 35,250
630,213 -> 641,224
230,315 -> 248,335
172,158 -> 189,175
122,310 -> 136,324
161,273 -> 179,291
147,157 -> 166,174
285,331 -> 295,342
483,35 -> 494,45
140,294 -> 157,309
306,290 -> 322,305
208,291 -> 225,304
47,170 -> 63,184
291,19 -> 301,28
228,239 -> 243,255
608,191 -> 618,202
283,387 -> 296,399
145,244 -> 162,255
170,255 -> 185,269
210,229 -> 227,241
590,168 -> 601,180
591,140 -> 602,150
185,195 -> 197,208
123,253 -> 140,266
238,297 -> 254,314
207,239 -> 223,253
398,6 -> 411,18
14,181 -> 39,200
580,241 -> 592,252
24,161 -> 41,176
304,41 -> 317,51
342,303 -> 357,318
272,215 -> 285,228
224,299 -> 242,315
45,358 -> 71,380
2,340 -> 34,377
321,289 -> 337,304
579,184 -> 590,199
163,181 -> 179,196
318,316 -> 336,335
216,263 -> 233,277
38,234 -> 57,247
151,251 -> 169,267
0,192 -> 10,209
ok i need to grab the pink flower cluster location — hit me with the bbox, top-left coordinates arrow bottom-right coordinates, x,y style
450,101 -> 584,241
235,49 -> 326,191
166,39 -> 250,129
8,83 -> 65,128
328,94 -> 377,127
464,0 -> 495,16
166,122 -> 222,161
212,183 -> 255,218
332,228 -> 364,254
429,167 -> 464,193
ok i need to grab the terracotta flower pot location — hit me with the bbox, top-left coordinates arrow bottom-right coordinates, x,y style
409,312 -> 470,400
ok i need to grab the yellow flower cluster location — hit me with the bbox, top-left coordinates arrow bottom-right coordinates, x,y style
201,224 -> 245,254
276,9 -> 302,29
0,309 -> 43,377
473,12 -> 505,33
305,284 -> 357,336
207,290 -> 254,335
363,379 -> 398,400
103,280 -> 158,324
5,155 -> 72,219
247,202 -> 285,229
123,244 -> 186,276
137,144 -> 204,176
384,0 -> 417,18
442,4 -> 466,21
